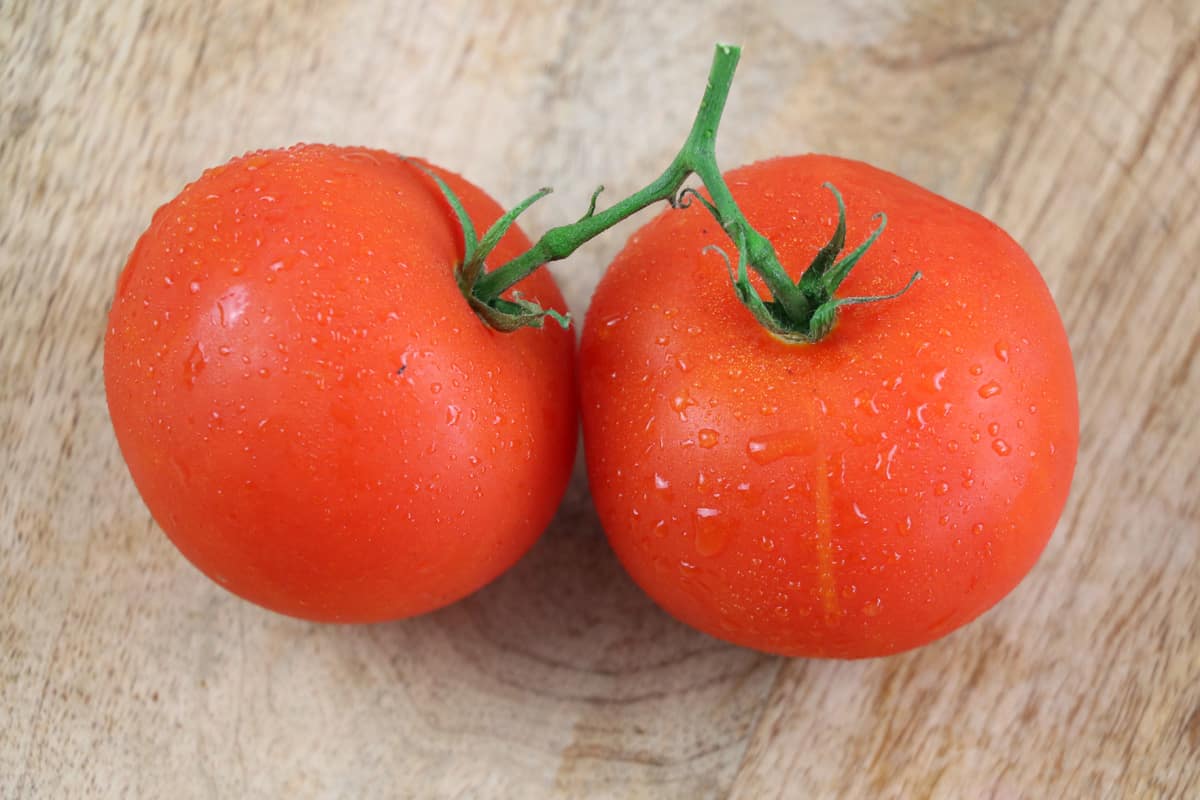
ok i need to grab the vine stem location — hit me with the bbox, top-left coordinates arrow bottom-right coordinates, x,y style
473,44 -> 798,314
460,43 -> 914,341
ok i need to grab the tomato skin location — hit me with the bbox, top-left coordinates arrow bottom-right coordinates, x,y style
580,155 -> 1078,658
104,144 -> 576,622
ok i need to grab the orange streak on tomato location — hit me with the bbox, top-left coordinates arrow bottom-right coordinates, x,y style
814,450 -> 840,623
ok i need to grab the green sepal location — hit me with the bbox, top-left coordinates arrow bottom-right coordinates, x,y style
805,270 -> 922,340
821,212 -> 887,297
468,186 -> 552,290
798,183 -> 847,304
706,231 -> 806,342
469,292 -> 571,333
403,158 -> 478,269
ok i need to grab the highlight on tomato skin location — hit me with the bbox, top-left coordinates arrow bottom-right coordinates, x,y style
103,144 -> 577,623
578,154 -> 1079,659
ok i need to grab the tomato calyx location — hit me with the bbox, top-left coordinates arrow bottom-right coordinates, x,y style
406,159 -> 570,332
701,183 -> 922,343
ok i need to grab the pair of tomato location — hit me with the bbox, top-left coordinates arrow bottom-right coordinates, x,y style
105,145 -> 1077,657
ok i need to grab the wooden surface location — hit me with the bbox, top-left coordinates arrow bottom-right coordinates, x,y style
3,1 -> 1199,797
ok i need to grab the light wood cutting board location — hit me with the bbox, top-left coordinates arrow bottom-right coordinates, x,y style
3,1 -> 1198,797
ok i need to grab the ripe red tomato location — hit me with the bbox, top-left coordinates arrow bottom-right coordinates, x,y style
580,155 -> 1078,658
105,144 -> 576,622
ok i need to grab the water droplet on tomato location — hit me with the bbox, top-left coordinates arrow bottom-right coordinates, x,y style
972,523 -> 985,535
669,392 -> 693,415
430,382 -> 442,394
183,344 -> 207,387
446,405 -> 461,425
932,369 -> 947,391
910,403 -> 929,429
654,473 -> 670,490
215,285 -> 248,328
978,380 -> 1001,399
994,341 -> 1009,362
694,508 -> 729,556
188,280 -> 201,293
698,429 -> 719,448
746,431 -> 814,464
862,599 -> 882,617
969,364 -> 983,376
992,438 -> 1011,456
758,534 -> 775,552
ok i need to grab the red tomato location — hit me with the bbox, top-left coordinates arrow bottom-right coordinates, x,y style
580,155 -> 1078,658
105,144 -> 576,622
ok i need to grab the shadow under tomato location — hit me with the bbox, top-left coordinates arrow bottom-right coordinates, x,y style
330,451 -> 777,707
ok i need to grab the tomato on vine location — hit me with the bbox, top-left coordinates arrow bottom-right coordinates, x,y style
105,44 -> 1078,651
578,49 -> 1078,658
105,145 -> 576,622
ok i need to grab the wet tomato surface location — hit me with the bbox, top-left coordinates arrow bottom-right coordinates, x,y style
580,155 -> 1078,657
105,144 -> 576,622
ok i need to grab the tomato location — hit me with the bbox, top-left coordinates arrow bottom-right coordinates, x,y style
579,155 -> 1078,658
104,144 -> 576,622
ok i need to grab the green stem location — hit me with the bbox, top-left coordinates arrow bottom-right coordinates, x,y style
473,44 -> 746,302
689,159 -> 807,324
459,43 -> 916,341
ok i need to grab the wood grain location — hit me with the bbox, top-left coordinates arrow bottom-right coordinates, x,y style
2,1 -> 1197,797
